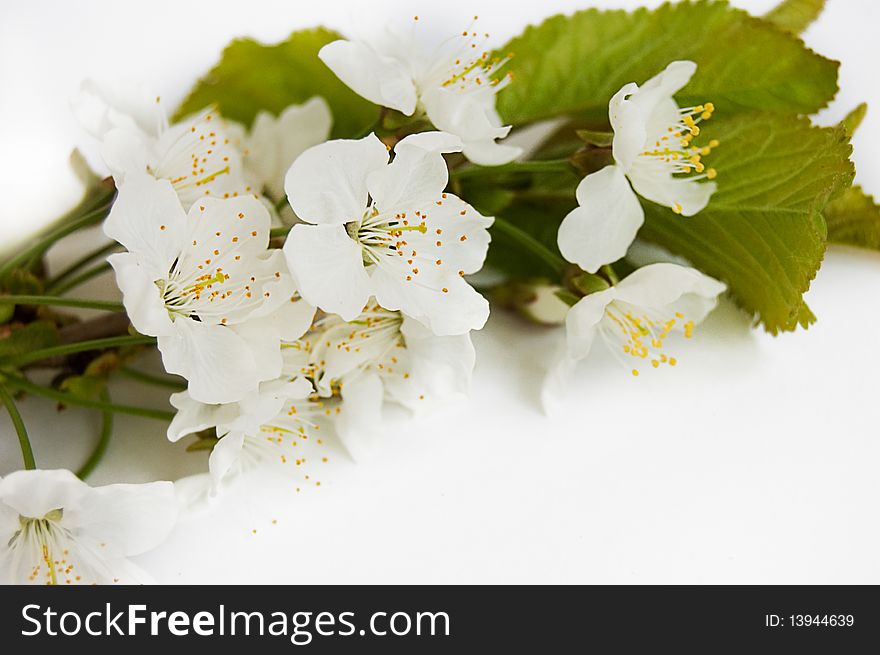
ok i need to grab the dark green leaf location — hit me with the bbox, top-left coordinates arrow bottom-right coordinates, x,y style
496,0 -> 838,126
640,114 -> 854,333
175,28 -> 378,138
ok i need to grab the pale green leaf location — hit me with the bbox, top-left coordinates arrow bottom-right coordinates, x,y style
496,0 -> 838,126
764,0 -> 825,34
0,321 -> 59,360
639,114 -> 854,333
825,185 -> 880,250
174,28 -> 378,138
839,103 -> 868,138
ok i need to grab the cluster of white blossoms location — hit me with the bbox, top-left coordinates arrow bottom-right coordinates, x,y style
1,13 -> 728,583
319,15 -> 522,165
546,61 -> 725,410
77,69 -> 492,491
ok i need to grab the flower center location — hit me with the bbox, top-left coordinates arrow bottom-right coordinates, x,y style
352,206 -> 427,267
639,102 -> 718,213
155,254 -> 277,325
414,16 -> 513,97
253,397 -> 333,490
601,303 -> 695,377
9,509 -> 77,585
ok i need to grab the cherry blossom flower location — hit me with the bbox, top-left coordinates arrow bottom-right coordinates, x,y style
240,97 -> 333,203
319,17 -> 521,165
105,173 -> 314,404
543,263 -> 726,410
283,131 -> 492,336
0,469 -> 175,585
557,61 -> 718,273
308,300 -> 475,415
73,79 -> 252,209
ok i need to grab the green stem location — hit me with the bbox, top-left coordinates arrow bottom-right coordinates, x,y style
269,226 -> 290,240
76,390 -> 113,479
354,108 -> 387,139
602,264 -> 620,285
46,242 -> 119,292
492,217 -> 567,274
0,294 -> 123,313
118,366 -> 186,391
6,335 -> 154,368
4,375 -> 174,422
0,384 -> 36,469
451,159 -> 572,180
0,199 -> 114,282
273,196 -> 289,214
46,262 -> 113,296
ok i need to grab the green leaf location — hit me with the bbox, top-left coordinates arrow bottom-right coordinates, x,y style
639,114 -> 854,334
576,130 -> 614,147
496,0 -> 838,126
824,185 -> 880,251
764,0 -> 825,34
60,374 -> 106,401
174,28 -> 378,139
0,321 -> 59,361
839,103 -> 868,138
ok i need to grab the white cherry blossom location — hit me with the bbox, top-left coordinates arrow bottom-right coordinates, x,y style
319,17 -> 521,165
105,173 -> 314,404
241,97 -> 333,203
307,300 -> 475,415
543,263 -> 725,410
0,469 -> 176,585
283,131 -> 492,336
557,61 -> 718,273
168,374 -> 334,491
73,79 -> 252,209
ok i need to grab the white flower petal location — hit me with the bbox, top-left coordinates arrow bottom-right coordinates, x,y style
372,268 -> 489,335
0,470 -> 176,585
319,39 -> 417,115
335,370 -> 385,461
74,481 -> 176,556
285,134 -> 389,225
158,319 -> 264,405
610,61 -> 697,171
565,287 -> 617,360
0,469 -> 89,519
557,165 -> 644,273
421,86 -> 520,166
167,391 -> 240,442
107,252 -> 173,337
640,60 -> 697,98
208,431 -> 246,489
248,97 -> 333,200
541,342 -> 579,416
72,79 -> 165,140
367,131 -> 461,210
100,128 -> 151,183
612,262 -> 726,321
461,140 -> 523,167
283,224 -> 372,321
383,316 -> 475,413
627,159 -> 716,216
152,109 -> 250,210
104,173 -> 187,267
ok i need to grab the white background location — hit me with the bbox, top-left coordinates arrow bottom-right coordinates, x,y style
1,0 -> 878,583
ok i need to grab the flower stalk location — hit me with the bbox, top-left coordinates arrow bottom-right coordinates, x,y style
3,374 -> 174,422
0,383 -> 36,469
